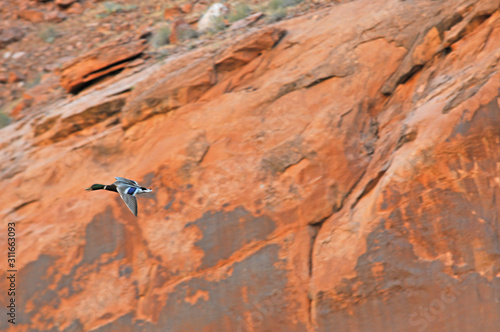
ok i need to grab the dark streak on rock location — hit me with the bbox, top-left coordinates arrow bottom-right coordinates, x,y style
351,166 -> 388,209
261,136 -> 308,175
186,206 -> 276,269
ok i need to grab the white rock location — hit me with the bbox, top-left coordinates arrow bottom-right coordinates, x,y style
12,52 -> 25,59
197,3 -> 228,33
3,52 -> 12,59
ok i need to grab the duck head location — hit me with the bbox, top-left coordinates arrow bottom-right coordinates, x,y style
85,184 -> 105,191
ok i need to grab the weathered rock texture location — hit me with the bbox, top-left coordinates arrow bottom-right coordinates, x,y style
1,0 -> 500,331
60,37 -> 148,94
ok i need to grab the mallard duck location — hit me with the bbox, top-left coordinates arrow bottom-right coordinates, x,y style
85,177 -> 153,217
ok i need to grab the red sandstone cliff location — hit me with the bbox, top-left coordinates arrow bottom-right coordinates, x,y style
1,0 -> 500,331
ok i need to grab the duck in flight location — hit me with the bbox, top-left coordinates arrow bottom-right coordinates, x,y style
85,177 -> 153,217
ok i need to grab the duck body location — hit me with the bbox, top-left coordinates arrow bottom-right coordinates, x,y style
85,177 -> 153,217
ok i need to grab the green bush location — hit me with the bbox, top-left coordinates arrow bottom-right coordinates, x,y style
268,0 -> 303,11
228,3 -> 252,23
268,7 -> 287,22
39,26 -> 59,44
103,1 -> 122,13
102,2 -> 137,14
0,111 -> 11,128
151,26 -> 171,48
209,15 -> 227,34
25,74 -> 42,89
176,25 -> 198,42
98,2 -> 137,17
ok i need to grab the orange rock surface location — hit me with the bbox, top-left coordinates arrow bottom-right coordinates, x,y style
1,0 -> 500,331
60,38 -> 148,94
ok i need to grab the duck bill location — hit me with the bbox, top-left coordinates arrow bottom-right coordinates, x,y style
85,187 -> 92,191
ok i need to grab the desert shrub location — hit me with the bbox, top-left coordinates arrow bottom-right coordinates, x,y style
177,25 -> 198,41
268,0 -> 303,11
103,2 -> 137,13
265,0 -> 303,22
103,1 -> 122,13
151,25 -> 171,48
25,74 -> 42,89
228,3 -> 252,23
0,111 -> 11,128
209,15 -> 227,34
268,7 -> 287,22
98,2 -> 137,17
38,25 -> 59,43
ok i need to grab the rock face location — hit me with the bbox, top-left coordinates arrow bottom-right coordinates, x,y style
0,26 -> 25,49
230,12 -> 264,31
1,0 -> 500,331
60,37 -> 147,93
18,9 -> 45,23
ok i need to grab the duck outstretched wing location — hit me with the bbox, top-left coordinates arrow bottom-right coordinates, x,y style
115,177 -> 139,186
116,184 -> 138,217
